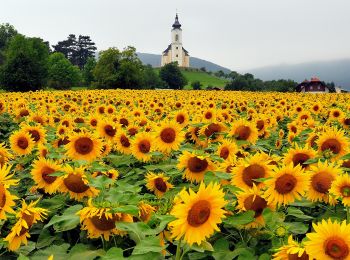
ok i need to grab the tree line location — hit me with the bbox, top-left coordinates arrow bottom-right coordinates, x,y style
0,23 -> 188,92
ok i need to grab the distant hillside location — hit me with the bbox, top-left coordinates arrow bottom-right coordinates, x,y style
244,59 -> 350,90
137,52 -> 231,73
153,68 -> 228,89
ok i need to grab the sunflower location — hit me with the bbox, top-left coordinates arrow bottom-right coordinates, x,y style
31,158 -> 62,194
169,182 -> 227,245
92,168 -> 119,181
9,130 -> 35,156
138,201 -> 156,223
4,199 -> 48,251
177,151 -> 215,183
284,144 -> 317,169
145,172 -> 174,197
273,235 -> 309,260
115,130 -> 132,155
307,161 -> 341,204
78,200 -> 133,241
173,110 -> 189,127
330,174 -> 350,207
154,121 -> 184,153
230,119 -> 259,144
263,163 -> 309,207
98,120 -> 118,142
0,143 -> 12,167
22,124 -> 46,145
236,184 -> 274,228
217,139 -> 238,161
232,153 -> 273,190
65,131 -> 102,162
58,165 -> 99,201
305,219 -> 350,260
317,128 -> 349,159
0,164 -> 19,220
131,132 -> 154,162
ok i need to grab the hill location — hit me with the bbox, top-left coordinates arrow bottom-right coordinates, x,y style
137,52 -> 231,73
244,59 -> 350,90
154,68 -> 228,89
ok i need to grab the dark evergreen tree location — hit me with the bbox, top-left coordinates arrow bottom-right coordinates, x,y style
159,62 -> 188,89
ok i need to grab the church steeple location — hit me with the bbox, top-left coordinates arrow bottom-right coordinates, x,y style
172,13 -> 181,29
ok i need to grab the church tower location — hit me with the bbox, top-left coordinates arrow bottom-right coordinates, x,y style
161,14 -> 190,67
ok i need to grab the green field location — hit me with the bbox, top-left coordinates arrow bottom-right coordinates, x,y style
154,68 -> 228,89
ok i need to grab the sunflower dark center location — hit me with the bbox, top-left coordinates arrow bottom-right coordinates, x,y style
287,252 -> 309,260
311,171 -> 334,194
205,112 -> 212,119
58,136 -> 70,147
321,138 -> 341,154
176,114 -> 185,124
104,125 -> 116,137
243,195 -> 267,218
324,237 -> 349,259
17,137 -> 29,149
235,126 -> 251,140
256,120 -> 264,131
160,128 -> 176,143
90,215 -> 116,231
28,130 -> 40,142
242,164 -> 265,187
344,119 -> 350,126
275,174 -> 297,194
292,153 -> 310,168
63,174 -> 89,193
120,135 -> 130,148
0,184 -> 7,208
220,147 -> 230,159
138,140 -> 151,153
333,111 -> 340,117
187,200 -> 211,227
19,109 -> 29,117
310,136 -> 318,148
128,128 -> 137,136
120,118 -> 129,127
41,166 -> 57,184
341,186 -> 350,197
188,157 -> 208,173
154,177 -> 167,192
19,213 -> 34,235
74,137 -> 93,155
91,119 -> 97,126
342,160 -> 350,169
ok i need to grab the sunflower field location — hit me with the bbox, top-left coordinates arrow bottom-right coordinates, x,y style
0,90 -> 350,260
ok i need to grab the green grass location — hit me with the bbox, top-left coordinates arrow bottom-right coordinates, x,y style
154,68 -> 228,89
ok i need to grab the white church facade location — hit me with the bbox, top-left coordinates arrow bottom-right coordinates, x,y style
161,14 -> 190,68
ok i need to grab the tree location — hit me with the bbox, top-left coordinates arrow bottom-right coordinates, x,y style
142,64 -> 164,89
191,81 -> 202,90
159,62 -> 188,89
0,35 -> 49,92
93,46 -> 144,89
47,52 -> 81,89
83,57 -> 96,86
53,34 -> 96,68
0,23 -> 18,64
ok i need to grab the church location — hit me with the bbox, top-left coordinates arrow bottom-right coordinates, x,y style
161,14 -> 190,68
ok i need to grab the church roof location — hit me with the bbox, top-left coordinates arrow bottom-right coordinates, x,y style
163,44 -> 171,54
172,14 -> 181,29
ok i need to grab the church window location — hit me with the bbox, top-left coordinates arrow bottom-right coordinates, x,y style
176,54 -> 178,57
176,47 -> 178,49
175,34 -> 179,41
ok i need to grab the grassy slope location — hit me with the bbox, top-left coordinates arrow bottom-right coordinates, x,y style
154,68 -> 228,89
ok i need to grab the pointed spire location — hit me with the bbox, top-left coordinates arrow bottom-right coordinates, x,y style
172,13 -> 181,29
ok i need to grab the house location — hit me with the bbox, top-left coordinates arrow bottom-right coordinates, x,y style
296,77 -> 330,93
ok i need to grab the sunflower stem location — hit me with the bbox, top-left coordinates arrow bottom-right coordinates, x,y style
101,236 -> 106,251
175,239 -> 182,260
347,207 -> 350,223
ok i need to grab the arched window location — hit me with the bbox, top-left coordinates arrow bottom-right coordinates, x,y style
175,34 -> 179,41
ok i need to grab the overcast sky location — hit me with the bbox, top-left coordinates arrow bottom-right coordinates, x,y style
1,0 -> 350,71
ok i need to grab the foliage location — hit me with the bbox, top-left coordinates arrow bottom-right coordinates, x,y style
53,34 -> 97,69
142,64 -> 165,89
82,57 -> 96,86
48,52 -> 81,90
191,80 -> 202,90
0,23 -> 18,65
93,46 -> 144,89
0,34 -> 49,92
159,62 -> 188,89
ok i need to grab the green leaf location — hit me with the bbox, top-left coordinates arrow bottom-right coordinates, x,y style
102,248 -> 124,260
132,236 -> 164,255
68,244 -> 105,260
341,153 -> 350,160
224,211 -> 255,226
303,157 -> 320,165
112,205 -> 139,215
287,207 -> 313,220
115,222 -> 151,242
285,222 -> 308,234
44,204 -> 82,232
36,228 -> 57,249
259,253 -> 271,260
31,243 -> 70,260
